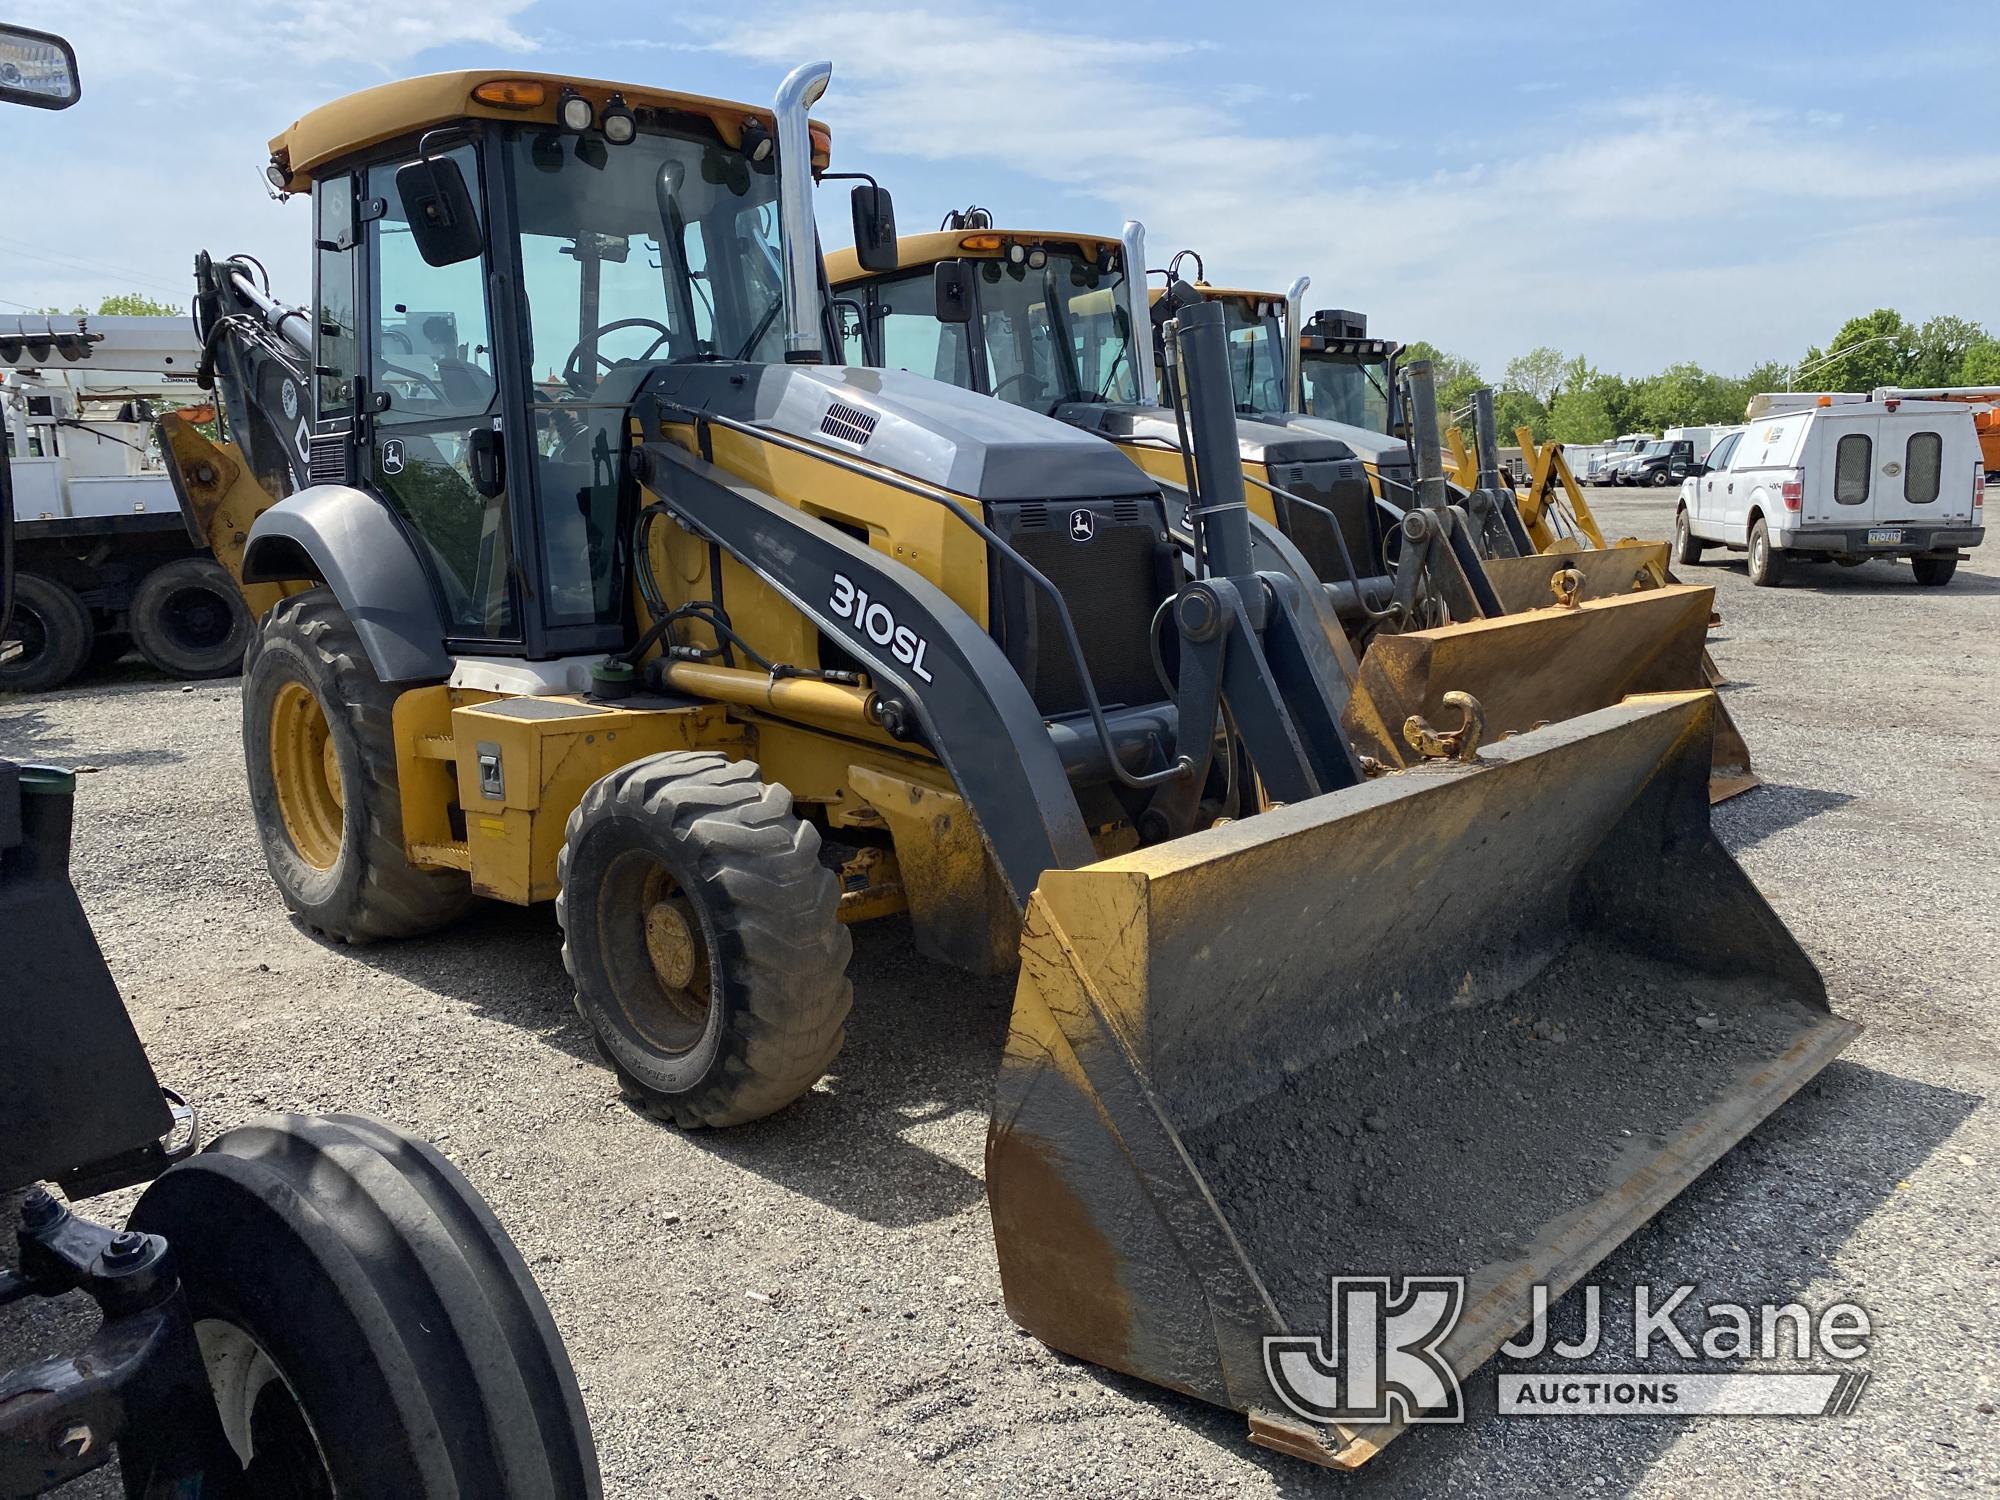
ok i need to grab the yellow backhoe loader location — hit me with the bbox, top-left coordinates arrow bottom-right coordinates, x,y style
164,64 -> 1851,1470
1295,305 -> 1757,798
827,223 -> 1745,791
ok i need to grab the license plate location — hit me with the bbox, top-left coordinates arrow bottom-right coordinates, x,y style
1867,528 -> 1902,544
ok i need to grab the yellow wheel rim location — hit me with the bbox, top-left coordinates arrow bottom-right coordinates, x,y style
269,680 -> 343,871
607,860 -> 712,1051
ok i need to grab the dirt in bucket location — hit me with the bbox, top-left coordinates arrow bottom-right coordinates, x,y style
1178,933 -> 1823,1335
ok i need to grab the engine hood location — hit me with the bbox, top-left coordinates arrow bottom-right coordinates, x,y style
1264,412 -> 1411,469
639,363 -> 1157,502
1051,401 -> 1358,468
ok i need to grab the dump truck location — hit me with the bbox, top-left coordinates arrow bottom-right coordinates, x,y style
827,222 -> 1743,784
165,61 -> 1855,1470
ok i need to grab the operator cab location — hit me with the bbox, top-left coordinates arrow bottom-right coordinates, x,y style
281,72 -> 845,662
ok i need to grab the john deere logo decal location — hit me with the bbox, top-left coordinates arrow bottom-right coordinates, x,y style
381,438 -> 405,476
1069,509 -> 1095,542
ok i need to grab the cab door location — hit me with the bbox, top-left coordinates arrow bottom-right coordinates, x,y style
361,142 -> 518,647
1694,432 -> 1739,534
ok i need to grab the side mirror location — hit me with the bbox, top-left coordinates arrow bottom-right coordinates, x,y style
850,184 -> 898,274
396,156 -> 482,268
0,24 -> 80,111
934,260 -> 975,325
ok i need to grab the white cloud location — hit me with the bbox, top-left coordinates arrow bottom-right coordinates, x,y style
702,4 -> 2000,373
1,1 -> 542,317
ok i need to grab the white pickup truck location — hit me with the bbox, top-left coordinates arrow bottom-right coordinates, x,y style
1674,396 -> 1985,586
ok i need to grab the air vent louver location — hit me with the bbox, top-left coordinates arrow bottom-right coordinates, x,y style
820,401 -> 878,446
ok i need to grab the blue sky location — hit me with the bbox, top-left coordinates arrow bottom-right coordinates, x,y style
7,1 -> 1997,377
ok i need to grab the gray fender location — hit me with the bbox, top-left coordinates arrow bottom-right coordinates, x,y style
241,484 -> 452,683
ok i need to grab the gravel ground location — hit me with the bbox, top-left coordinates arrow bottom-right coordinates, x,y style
3,486 -> 1996,1496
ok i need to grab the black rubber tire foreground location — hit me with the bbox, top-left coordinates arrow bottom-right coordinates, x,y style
242,587 -> 469,941
125,1113 -> 600,1498
0,571 -> 93,693
130,556 -> 255,678
1912,555 -> 1957,586
559,751 -> 853,1128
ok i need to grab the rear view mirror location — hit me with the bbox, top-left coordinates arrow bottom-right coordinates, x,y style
850,184 -> 898,274
396,156 -> 482,268
934,260 -> 975,325
0,23 -> 80,110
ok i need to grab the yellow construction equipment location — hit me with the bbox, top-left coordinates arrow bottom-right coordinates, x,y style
828,226 -> 1748,791
1289,303 -> 1756,799
167,65 -> 1850,1470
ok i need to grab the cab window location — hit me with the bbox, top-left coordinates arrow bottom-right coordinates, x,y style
872,272 -> 974,387
1707,433 -> 1741,470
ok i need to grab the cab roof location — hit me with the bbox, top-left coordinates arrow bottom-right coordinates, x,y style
825,227 -> 1123,285
266,69 -> 830,193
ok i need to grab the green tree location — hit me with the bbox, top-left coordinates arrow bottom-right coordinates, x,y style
1906,315 -> 1986,387
1797,309 -> 1912,393
1502,345 -> 1566,406
1546,384 -> 1614,443
33,293 -> 183,317
1492,387 -> 1548,443
1401,339 -> 1482,411
1960,337 -> 2000,386
94,292 -> 181,317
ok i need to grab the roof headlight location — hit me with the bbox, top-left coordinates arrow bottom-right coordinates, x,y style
558,88 -> 594,133
601,94 -> 636,144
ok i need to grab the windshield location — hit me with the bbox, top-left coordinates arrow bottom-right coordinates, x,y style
1300,348 -> 1392,432
1215,296 -> 1288,415
1641,441 -> 1671,457
972,252 -> 1134,409
853,250 -> 1136,412
503,122 -> 785,628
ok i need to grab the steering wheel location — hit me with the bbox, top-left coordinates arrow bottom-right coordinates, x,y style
560,318 -> 675,393
378,361 -> 448,403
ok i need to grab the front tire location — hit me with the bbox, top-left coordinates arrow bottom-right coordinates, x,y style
1673,507 -> 1706,565
125,1114 -> 601,1499
1650,469 -> 1673,487
558,751 -> 852,1128
1912,555 -> 1958,586
1747,517 -> 1786,586
242,589 -> 468,941
0,572 -> 93,693
130,556 -> 254,678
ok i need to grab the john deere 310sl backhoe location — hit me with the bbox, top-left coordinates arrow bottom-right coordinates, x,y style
164,61 -> 1853,1470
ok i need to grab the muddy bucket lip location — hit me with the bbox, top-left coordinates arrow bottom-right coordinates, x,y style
1248,1009 -> 1861,1470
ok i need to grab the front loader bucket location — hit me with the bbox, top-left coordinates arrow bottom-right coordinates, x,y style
1479,542 -> 1663,613
1342,584 -> 1755,802
987,692 -> 1853,1469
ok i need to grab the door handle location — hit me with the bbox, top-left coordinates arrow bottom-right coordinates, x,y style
468,425 -> 504,499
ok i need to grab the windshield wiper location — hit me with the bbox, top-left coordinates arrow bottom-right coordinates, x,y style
730,297 -> 784,363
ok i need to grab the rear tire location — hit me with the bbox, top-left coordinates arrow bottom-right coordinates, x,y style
1912,555 -> 1958,586
125,1113 -> 601,1499
1747,517 -> 1786,587
1650,469 -> 1673,487
1673,507 -> 1706,565
558,751 -> 852,1128
0,572 -> 93,693
130,556 -> 254,678
242,588 -> 469,941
